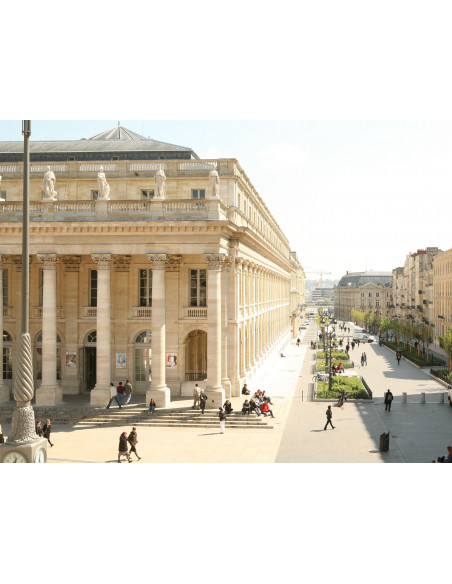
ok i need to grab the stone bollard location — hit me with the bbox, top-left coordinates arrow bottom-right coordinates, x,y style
402,392 -> 407,404
440,393 -> 445,404
420,392 -> 425,404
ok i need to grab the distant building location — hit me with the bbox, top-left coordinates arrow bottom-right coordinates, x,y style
334,271 -> 392,321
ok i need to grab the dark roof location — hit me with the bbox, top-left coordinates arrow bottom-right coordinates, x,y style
0,125 -> 198,158
337,271 -> 392,287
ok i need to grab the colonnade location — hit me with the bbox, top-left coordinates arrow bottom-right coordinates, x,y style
236,258 -> 290,377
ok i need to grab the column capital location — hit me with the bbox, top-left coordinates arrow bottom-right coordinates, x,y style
37,253 -> 59,269
91,253 -> 112,269
147,253 -> 167,269
166,255 -> 183,272
204,253 -> 231,271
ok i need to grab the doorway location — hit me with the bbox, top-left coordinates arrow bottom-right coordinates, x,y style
185,330 -> 207,381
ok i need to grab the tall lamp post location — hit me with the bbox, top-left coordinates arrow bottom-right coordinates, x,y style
0,121 -> 48,463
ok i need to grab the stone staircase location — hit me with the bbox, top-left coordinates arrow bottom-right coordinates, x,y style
0,404 -> 274,430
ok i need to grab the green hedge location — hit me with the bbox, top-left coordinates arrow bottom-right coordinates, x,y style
383,341 -> 443,366
316,376 -> 369,400
437,369 -> 452,380
316,360 -> 354,372
316,350 -> 349,360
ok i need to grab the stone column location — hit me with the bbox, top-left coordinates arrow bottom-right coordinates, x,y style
90,253 -> 112,406
36,253 -> 62,405
146,254 -> 170,407
204,253 -> 230,407
0,254 -> 7,403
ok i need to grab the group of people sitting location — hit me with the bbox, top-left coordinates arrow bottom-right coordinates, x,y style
331,363 -> 345,375
241,386 -> 275,417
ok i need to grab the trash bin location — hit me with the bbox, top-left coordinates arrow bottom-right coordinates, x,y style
379,432 -> 390,452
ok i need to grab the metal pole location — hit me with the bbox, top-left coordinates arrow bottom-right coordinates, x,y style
22,121 -> 30,333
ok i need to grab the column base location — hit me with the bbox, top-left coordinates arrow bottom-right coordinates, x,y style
35,386 -> 63,406
0,385 -> 10,404
147,387 -> 171,408
205,388 -> 225,409
90,387 -> 111,407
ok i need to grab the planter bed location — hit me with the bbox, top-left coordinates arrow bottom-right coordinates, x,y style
315,376 -> 370,400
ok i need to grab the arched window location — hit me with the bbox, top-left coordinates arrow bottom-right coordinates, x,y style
86,330 -> 97,344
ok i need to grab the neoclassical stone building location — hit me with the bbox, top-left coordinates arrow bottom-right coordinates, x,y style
0,125 -> 305,407
334,271 -> 392,321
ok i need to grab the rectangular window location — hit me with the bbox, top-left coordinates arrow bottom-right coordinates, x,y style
90,270 -> 98,307
139,269 -> 152,307
39,269 -> 43,307
91,190 -> 99,200
2,269 -> 7,307
191,189 -> 206,200
141,190 -> 154,200
376,299 -> 380,307
368,293 -> 372,297
190,269 -> 207,307
0,192 -> 6,201
376,292 -> 380,297
361,292 -> 364,297
3,347 -> 12,379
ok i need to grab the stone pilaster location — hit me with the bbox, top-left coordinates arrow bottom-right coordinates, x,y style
90,253 -> 112,406
62,256 -> 80,394
36,253 -> 62,405
0,255 -> 7,403
204,253 -> 231,407
146,253 -> 170,407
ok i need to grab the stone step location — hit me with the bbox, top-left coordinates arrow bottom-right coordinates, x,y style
74,421 -> 274,429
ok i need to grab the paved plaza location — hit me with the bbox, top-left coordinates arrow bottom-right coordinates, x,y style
1,321 -> 451,463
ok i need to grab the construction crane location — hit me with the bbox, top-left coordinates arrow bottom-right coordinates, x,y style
304,269 -> 332,287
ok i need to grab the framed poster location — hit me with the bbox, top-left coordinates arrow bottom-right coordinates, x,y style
116,352 -> 126,368
166,353 -> 177,368
66,352 -> 76,368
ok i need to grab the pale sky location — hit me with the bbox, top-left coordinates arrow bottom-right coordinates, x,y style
1,120 -> 450,280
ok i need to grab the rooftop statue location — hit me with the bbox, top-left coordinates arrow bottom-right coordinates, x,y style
209,165 -> 220,198
42,166 -> 57,201
97,166 -> 110,200
154,164 -> 166,199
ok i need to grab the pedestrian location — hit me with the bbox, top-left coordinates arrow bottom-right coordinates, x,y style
116,382 -> 125,406
339,338 -> 343,347
324,405 -> 335,430
118,431 -> 132,463
124,379 -> 133,405
360,353 -> 365,367
127,427 -> 141,460
218,407 -> 226,433
42,419 -> 54,447
396,350 -> 401,365
384,389 -> 393,412
0,423 -> 4,444
297,337 -> 301,347
193,383 -> 201,409
35,419 -> 43,437
348,327 -> 350,333
242,383 -> 250,395
223,399 -> 233,414
106,382 -> 122,409
357,339 -> 360,348
351,341 -> 355,350
363,352 -> 367,365
148,398 -> 156,414
199,390 -> 207,414
346,343 -> 350,354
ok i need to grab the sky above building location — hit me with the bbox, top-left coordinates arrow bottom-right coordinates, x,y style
2,120 -> 450,280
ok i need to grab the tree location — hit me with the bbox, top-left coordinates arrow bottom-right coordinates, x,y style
439,329 -> 452,370
380,316 -> 391,340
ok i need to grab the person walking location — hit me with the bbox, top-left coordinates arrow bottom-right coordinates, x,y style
351,341 -> 355,350
116,382 -> 125,406
106,382 -> 122,409
357,339 -> 360,348
396,350 -> 401,365
363,352 -> 367,366
42,419 -> 54,447
124,379 -> 133,405
360,353 -> 365,367
218,407 -> 226,433
148,398 -> 156,414
345,343 -> 350,355
384,389 -> 394,412
127,427 -> 141,460
35,419 -> 43,437
324,405 -> 335,430
118,431 -> 132,463
193,383 -> 201,410
199,390 -> 207,414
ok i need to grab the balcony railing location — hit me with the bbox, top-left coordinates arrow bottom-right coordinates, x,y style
83,307 -> 97,318
184,307 -> 208,319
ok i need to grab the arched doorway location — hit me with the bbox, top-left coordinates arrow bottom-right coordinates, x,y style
185,330 -> 207,381
134,330 -> 152,392
84,330 -> 96,391
34,332 -> 61,384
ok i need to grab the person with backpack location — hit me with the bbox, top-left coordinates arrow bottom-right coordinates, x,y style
384,389 -> 394,412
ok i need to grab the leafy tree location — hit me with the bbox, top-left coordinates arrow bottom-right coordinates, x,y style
439,329 -> 452,370
380,316 -> 391,340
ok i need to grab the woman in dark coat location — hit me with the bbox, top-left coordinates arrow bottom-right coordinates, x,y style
118,432 -> 132,463
42,419 -> 54,447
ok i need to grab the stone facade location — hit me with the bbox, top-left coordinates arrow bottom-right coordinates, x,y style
334,271 -> 392,321
0,127 -> 305,405
432,248 -> 452,338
